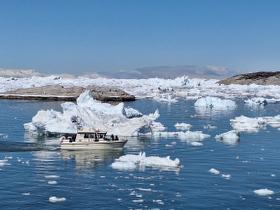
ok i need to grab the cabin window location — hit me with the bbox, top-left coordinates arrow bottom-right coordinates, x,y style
84,134 -> 89,138
89,134 -> 95,139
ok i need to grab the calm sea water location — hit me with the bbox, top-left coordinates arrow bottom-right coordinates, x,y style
0,99 -> 280,210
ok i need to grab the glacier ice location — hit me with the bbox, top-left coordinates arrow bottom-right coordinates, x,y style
24,91 -> 159,136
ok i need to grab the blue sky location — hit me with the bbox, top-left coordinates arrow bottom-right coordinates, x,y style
0,0 -> 280,73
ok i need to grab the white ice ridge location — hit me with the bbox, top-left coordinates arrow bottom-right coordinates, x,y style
111,152 -> 180,171
194,96 -> 237,111
215,130 -> 240,145
24,91 -> 159,136
1,75 -> 280,102
230,115 -> 280,133
254,189 -> 274,196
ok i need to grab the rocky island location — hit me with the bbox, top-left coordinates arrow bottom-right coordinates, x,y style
218,71 -> 280,85
0,85 -> 135,102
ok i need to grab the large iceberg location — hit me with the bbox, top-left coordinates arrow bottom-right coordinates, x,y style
24,91 -> 159,136
194,96 -> 237,111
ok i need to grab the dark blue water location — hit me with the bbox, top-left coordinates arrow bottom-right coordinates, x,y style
0,99 -> 280,210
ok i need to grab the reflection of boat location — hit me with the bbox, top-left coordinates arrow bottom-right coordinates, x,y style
61,149 -> 123,169
59,129 -> 127,150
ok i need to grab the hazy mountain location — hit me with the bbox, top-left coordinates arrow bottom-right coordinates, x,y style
100,65 -> 238,79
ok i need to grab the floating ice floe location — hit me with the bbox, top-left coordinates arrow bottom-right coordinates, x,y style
174,123 -> 192,131
254,189 -> 274,196
48,181 -> 57,185
44,175 -> 60,179
245,97 -> 280,108
215,130 -> 240,145
49,196 -> 66,203
24,91 -> 159,136
190,142 -> 203,147
209,168 -> 220,175
111,152 -> 180,171
194,96 -> 237,111
230,115 -> 280,133
153,130 -> 210,142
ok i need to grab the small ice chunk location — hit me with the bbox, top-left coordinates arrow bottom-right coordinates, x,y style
132,199 -> 144,203
221,174 -> 231,179
174,123 -> 192,131
48,181 -> 57,185
49,196 -> 66,203
215,130 -> 240,145
190,142 -> 203,147
22,192 -> 31,196
203,124 -> 217,130
45,175 -> 60,179
209,168 -> 220,175
245,97 -> 280,107
254,189 -> 274,196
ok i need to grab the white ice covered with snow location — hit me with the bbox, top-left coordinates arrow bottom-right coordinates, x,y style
24,91 -> 159,136
111,152 -> 180,171
245,97 -> 280,108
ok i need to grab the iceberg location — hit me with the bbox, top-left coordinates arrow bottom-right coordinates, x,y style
111,152 -> 180,171
194,96 -> 237,111
24,91 -> 159,136
215,130 -> 240,145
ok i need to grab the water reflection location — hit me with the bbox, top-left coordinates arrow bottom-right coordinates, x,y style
61,149 -> 123,170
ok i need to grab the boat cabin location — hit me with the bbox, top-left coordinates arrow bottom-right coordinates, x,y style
64,129 -> 120,143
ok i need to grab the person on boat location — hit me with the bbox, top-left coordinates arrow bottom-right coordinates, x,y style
111,134 -> 114,140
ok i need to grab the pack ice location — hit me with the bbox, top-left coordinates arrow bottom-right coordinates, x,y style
24,91 -> 159,136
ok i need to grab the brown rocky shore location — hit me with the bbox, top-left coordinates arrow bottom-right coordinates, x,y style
0,85 -> 135,102
218,71 -> 280,85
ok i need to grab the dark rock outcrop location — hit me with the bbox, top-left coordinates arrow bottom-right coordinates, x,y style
218,71 -> 280,85
0,85 -> 135,102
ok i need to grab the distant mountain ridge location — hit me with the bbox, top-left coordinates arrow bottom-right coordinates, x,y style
100,65 -> 238,79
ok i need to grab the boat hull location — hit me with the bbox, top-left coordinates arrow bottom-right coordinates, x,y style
60,140 -> 127,150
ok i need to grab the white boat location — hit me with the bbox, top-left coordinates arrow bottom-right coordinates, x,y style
60,128 -> 127,150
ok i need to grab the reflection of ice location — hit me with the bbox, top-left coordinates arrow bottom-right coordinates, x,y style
61,150 -> 123,170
